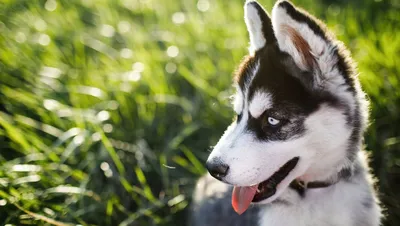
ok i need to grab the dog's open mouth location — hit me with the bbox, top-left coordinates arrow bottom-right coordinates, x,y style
231,157 -> 299,215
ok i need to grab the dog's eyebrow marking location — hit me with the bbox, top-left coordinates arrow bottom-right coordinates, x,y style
249,91 -> 272,118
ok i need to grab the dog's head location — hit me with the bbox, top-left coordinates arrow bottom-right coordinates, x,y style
206,0 -> 368,213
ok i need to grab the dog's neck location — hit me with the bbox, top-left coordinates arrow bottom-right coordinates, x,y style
289,166 -> 352,196
298,142 -> 362,182
290,151 -> 363,196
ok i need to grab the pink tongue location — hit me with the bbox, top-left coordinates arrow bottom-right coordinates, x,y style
232,185 -> 258,215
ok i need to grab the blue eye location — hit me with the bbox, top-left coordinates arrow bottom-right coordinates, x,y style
267,117 -> 280,126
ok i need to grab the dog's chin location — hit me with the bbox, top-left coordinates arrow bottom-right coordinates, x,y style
251,179 -> 292,204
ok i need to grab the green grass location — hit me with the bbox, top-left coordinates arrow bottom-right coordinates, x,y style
0,0 -> 399,225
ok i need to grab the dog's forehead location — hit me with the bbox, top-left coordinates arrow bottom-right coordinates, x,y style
234,49 -> 319,116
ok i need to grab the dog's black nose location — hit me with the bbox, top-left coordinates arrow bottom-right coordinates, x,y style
206,160 -> 229,181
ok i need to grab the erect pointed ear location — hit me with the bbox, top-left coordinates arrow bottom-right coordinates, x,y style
244,1 -> 276,55
271,1 -> 350,81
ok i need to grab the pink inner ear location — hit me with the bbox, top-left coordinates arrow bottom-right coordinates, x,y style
281,25 -> 315,70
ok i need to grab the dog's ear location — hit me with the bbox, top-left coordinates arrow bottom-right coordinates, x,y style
271,1 -> 352,88
244,1 -> 276,55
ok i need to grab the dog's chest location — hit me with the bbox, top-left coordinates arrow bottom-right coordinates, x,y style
257,203 -> 351,226
256,186 -> 358,226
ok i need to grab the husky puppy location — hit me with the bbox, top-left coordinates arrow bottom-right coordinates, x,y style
190,1 -> 382,226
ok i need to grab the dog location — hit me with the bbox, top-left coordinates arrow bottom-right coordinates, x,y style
190,1 -> 382,225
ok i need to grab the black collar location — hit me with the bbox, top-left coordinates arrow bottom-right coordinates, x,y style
289,167 -> 354,196
289,180 -> 336,197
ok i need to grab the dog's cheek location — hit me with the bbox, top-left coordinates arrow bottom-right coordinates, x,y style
224,138 -> 266,185
225,136 -> 295,185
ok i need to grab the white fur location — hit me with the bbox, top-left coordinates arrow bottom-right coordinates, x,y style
249,91 -> 272,118
233,85 -> 244,115
297,105 -> 351,181
245,1 -> 267,55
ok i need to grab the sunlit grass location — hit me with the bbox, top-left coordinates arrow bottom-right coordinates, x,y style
0,0 -> 399,225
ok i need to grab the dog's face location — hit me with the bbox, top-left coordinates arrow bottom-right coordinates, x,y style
206,0 -> 367,208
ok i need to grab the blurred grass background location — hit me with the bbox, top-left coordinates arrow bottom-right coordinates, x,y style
0,0 -> 399,225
